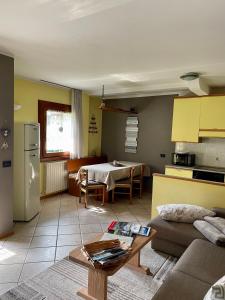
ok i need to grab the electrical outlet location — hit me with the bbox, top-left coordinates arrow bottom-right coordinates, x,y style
160,154 -> 166,158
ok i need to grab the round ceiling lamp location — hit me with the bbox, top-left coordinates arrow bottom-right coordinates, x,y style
180,72 -> 199,81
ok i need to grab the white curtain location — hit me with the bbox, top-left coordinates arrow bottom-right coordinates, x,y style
71,89 -> 83,159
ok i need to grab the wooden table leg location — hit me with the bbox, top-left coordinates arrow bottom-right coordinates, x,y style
77,269 -> 108,300
104,190 -> 109,202
127,251 -> 152,276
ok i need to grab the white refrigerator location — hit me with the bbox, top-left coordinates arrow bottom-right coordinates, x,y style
14,123 -> 41,221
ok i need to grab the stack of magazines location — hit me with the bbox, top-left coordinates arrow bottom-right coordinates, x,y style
108,221 -> 151,237
81,239 -> 131,269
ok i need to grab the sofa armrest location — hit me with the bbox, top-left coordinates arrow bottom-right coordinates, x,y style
212,207 -> 225,219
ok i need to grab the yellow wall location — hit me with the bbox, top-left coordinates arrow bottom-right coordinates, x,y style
14,77 -> 102,194
88,96 -> 102,156
151,174 -> 225,218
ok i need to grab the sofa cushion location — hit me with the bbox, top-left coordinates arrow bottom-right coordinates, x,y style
174,239 -> 225,285
204,275 -> 225,300
157,204 -> 215,223
151,237 -> 186,257
152,270 -> 210,300
149,216 -> 206,247
193,220 -> 225,246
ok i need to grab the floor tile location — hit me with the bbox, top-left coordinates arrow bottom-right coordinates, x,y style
0,240 -> 5,248
100,223 -> 110,232
80,224 -> 102,234
79,216 -> 100,224
0,283 -> 17,295
57,234 -> 81,246
25,247 -> 56,263
81,233 -> 100,244
30,236 -> 57,248
37,218 -> 59,227
19,261 -> 54,282
98,215 -> 118,223
59,217 -> 79,225
59,211 -> 78,218
34,226 -> 58,236
0,264 -> 23,283
58,225 -> 80,235
4,236 -> 32,249
0,248 -> 28,264
13,226 -> 36,237
55,246 -> 77,260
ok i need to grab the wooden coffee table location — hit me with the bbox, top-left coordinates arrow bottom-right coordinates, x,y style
69,229 -> 157,300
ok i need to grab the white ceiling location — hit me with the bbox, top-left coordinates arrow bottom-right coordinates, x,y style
0,0 -> 225,97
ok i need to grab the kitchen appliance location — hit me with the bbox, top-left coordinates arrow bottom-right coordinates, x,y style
172,152 -> 195,167
14,123 -> 40,221
193,170 -> 225,183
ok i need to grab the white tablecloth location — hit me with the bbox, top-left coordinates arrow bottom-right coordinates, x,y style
77,161 -> 145,191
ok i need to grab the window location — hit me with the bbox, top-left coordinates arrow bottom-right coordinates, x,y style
38,100 -> 72,161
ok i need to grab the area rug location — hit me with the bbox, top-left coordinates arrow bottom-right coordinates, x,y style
0,244 -> 177,300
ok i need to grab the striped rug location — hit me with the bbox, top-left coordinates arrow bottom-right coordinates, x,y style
0,244 -> 177,300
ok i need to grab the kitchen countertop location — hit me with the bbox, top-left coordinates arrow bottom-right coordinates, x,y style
166,164 -> 225,174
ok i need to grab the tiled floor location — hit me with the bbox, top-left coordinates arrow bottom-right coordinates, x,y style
0,192 -> 151,294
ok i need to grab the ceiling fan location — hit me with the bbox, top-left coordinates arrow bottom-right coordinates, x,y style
99,85 -> 137,114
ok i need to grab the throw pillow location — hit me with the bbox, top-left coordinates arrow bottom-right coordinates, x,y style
193,220 -> 225,246
204,216 -> 225,235
157,204 -> 215,223
204,275 -> 225,300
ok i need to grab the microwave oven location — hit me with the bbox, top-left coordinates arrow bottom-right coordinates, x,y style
172,152 -> 195,167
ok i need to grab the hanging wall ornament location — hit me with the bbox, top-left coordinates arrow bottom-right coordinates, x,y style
89,114 -> 98,134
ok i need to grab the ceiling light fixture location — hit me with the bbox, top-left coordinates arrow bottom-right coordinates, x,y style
180,72 -> 199,81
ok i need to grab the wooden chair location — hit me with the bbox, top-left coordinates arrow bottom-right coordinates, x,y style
112,167 -> 134,204
67,156 -> 107,197
132,165 -> 145,198
79,169 -> 106,208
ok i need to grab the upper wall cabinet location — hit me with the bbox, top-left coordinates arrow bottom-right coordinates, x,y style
199,96 -> 225,138
171,98 -> 201,142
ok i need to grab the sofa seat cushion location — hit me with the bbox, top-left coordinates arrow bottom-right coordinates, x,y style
175,239 -> 225,285
152,270 -> 210,300
149,216 -> 206,247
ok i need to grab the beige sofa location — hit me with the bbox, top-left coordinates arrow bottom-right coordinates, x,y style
150,208 -> 225,300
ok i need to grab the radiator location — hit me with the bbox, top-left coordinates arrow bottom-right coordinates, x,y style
44,161 -> 68,194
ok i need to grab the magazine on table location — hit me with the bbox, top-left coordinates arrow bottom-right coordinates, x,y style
107,221 -> 151,238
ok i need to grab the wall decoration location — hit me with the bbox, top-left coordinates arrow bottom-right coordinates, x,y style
125,116 -> 138,153
89,114 -> 98,134
0,128 -> 10,150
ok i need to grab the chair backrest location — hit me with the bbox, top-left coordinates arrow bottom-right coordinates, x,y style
79,169 -> 88,188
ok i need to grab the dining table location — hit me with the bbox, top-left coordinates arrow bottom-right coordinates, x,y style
76,161 -> 146,201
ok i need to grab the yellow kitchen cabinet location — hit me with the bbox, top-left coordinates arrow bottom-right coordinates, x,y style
171,98 -> 201,142
199,96 -> 225,137
165,167 -> 193,179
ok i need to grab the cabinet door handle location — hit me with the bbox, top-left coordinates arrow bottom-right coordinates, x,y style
30,143 -> 38,146
31,154 -> 37,157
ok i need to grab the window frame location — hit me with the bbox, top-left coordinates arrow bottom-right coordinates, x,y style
38,100 -> 71,161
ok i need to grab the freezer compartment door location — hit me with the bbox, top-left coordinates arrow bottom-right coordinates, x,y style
24,124 -> 40,150
24,149 -> 40,221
